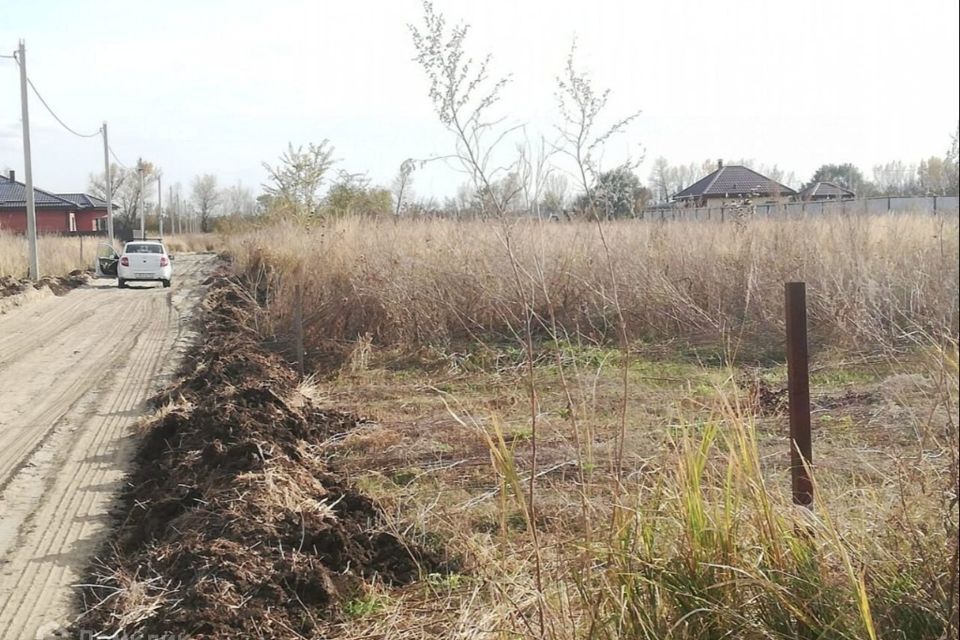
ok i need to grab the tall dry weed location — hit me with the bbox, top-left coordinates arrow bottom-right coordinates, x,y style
0,232 -> 100,278
223,213 -> 958,638
225,213 -> 960,369
0,232 -> 217,279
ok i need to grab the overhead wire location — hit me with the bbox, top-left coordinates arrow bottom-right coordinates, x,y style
26,78 -> 102,138
7,48 -> 138,188
8,49 -> 133,171
12,50 -> 102,138
108,145 -> 129,169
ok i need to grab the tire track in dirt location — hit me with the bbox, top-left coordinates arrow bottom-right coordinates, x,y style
0,302 -> 169,637
0,297 -> 145,492
0,294 -> 94,368
0,254 -> 217,639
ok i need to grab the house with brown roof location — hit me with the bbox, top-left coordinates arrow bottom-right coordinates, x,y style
672,163 -> 797,207
796,181 -> 855,201
0,170 -> 110,234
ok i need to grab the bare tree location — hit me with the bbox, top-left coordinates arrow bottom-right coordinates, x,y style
409,1 -> 517,216
262,141 -> 336,216
872,160 -> 919,195
555,41 -> 641,215
554,40 -> 640,497
452,182 -> 474,216
221,181 -> 256,218
89,161 -> 157,236
648,156 -> 672,203
191,174 -> 219,232
410,7 -> 548,630
517,135 -> 559,218
476,171 -> 525,214
541,172 -> 568,218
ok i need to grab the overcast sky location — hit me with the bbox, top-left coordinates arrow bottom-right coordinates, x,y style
1,0 -> 958,200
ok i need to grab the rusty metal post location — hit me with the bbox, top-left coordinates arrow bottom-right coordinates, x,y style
785,282 -> 813,508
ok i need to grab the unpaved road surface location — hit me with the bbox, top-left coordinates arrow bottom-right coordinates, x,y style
0,254 -> 217,639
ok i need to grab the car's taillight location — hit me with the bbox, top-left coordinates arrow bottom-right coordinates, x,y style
120,256 -> 129,266
160,256 -> 169,267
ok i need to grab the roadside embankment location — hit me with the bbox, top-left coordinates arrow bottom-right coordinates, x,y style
75,278 -> 449,638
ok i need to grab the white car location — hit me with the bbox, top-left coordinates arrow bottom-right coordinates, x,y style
116,241 -> 173,288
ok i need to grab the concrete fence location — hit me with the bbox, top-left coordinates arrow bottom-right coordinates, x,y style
641,196 -> 960,221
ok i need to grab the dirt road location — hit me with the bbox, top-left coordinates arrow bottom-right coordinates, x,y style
0,254 -> 217,639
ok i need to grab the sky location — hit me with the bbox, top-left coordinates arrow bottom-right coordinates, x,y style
1,0 -> 958,201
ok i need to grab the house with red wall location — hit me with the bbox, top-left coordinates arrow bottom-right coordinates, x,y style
0,170 -> 110,234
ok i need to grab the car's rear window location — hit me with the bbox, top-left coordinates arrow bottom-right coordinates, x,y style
125,243 -> 164,254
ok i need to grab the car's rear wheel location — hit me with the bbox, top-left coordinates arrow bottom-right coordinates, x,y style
117,278 -> 126,289
162,279 -> 171,288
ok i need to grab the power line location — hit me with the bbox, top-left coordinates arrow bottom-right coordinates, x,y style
26,75 -> 102,138
108,145 -> 129,169
13,51 -> 102,138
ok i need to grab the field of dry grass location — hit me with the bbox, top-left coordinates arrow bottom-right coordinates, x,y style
225,213 -> 959,365
310,338 -> 956,639
220,213 -> 958,638
0,232 -> 99,278
0,232 -> 218,279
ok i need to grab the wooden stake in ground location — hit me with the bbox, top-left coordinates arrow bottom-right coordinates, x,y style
785,281 -> 813,508
294,265 -> 305,378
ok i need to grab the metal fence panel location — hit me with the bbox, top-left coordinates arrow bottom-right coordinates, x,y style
936,196 -> 959,211
641,195 -> 960,220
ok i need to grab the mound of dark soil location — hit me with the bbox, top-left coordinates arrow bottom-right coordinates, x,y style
0,270 -> 89,299
742,376 -> 788,416
76,279 -> 448,638
39,269 -> 89,295
0,275 -> 25,298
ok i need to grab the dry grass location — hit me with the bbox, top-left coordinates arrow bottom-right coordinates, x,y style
308,339 -> 957,639
224,213 -> 959,369
163,233 -> 219,254
0,231 -> 99,278
218,212 -> 958,638
0,231 -> 218,279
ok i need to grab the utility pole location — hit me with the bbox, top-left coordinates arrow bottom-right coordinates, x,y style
138,158 -> 145,239
17,41 -> 39,280
102,122 -> 114,245
157,173 -> 163,237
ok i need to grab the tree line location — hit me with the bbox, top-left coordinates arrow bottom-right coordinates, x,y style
647,133 -> 960,205
87,0 -> 959,232
89,129 -> 959,234
88,164 -> 257,236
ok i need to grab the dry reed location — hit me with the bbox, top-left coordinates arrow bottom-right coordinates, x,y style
224,212 -> 959,638
225,213 -> 960,368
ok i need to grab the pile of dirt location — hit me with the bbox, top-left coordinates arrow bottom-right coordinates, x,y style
0,270 -> 89,299
75,279 -> 449,638
743,376 -> 788,416
0,275 -> 25,298
38,269 -> 89,295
